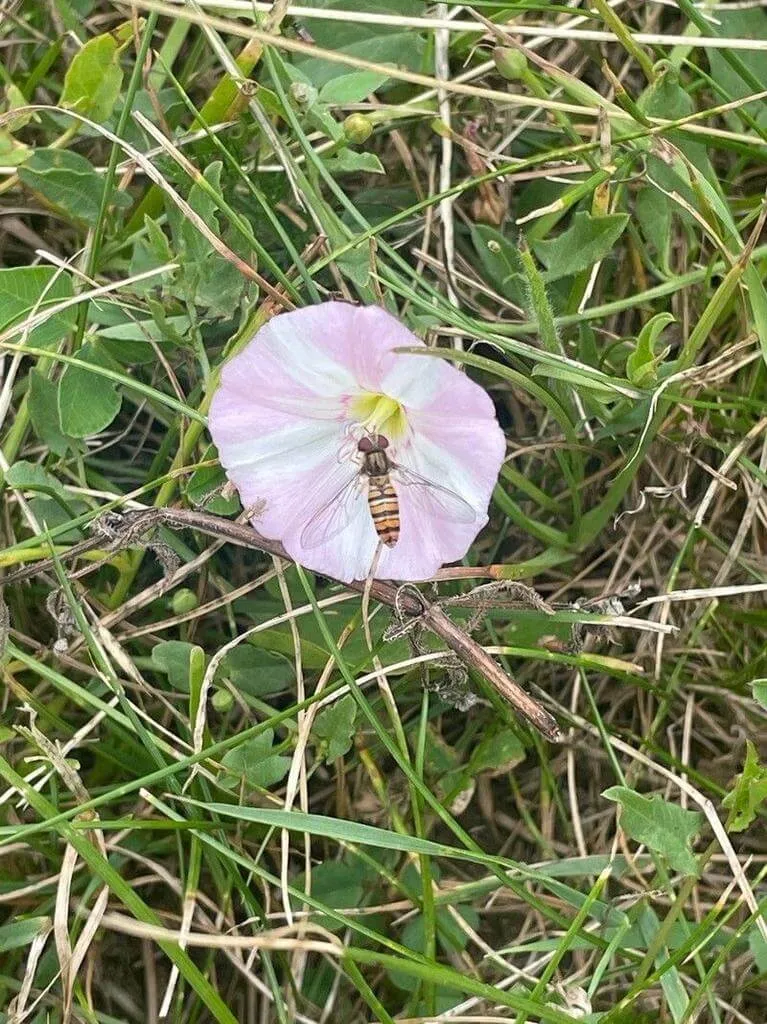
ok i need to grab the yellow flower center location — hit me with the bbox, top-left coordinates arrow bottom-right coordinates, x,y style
349,392 -> 407,440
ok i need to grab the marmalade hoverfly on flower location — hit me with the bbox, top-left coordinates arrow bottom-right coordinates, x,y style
301,432 -> 477,550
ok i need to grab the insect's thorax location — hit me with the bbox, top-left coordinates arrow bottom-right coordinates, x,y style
362,450 -> 391,478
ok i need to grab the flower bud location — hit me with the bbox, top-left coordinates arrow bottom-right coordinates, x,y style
493,47 -> 527,82
211,688 -> 234,713
171,588 -> 198,615
289,81 -> 316,108
343,113 -> 373,144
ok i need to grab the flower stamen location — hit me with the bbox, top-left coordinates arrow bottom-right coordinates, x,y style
349,392 -> 408,440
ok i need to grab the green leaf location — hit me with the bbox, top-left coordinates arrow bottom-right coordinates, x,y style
295,857 -> 372,931
749,925 -> 767,973
218,644 -> 293,698
0,266 -> 75,350
626,312 -> 675,386
60,31 -> 124,123
0,128 -> 30,166
0,917 -> 49,953
18,149 -> 104,227
752,679 -> 767,711
151,641 -> 206,694
313,694 -> 357,763
390,907 -> 479,991
294,0 -> 425,89
4,461 -> 85,540
469,224 -> 524,300
535,211 -> 629,282
28,370 -> 71,456
707,9 -> 767,126
635,186 -> 672,269
57,342 -> 122,437
638,64 -> 714,179
220,730 -> 290,790
186,447 -> 241,515
4,460 -> 70,503
722,741 -> 767,833
96,314 -> 190,365
325,149 -> 385,175
166,161 -> 245,317
468,728 -> 526,776
319,70 -> 390,104
603,786 -> 703,876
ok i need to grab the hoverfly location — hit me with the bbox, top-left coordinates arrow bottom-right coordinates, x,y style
301,432 -> 477,549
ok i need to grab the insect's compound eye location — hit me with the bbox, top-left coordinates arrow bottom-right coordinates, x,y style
358,437 -> 374,453
376,434 -> 389,449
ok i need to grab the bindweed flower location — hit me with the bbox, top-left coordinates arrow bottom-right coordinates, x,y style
208,302 -> 505,583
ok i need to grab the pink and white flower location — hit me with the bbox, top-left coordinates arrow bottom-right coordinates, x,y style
208,302 -> 505,583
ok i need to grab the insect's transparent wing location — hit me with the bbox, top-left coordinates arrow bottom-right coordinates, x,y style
300,470 -> 366,549
392,463 -> 477,524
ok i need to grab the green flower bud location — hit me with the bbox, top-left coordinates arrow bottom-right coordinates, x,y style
343,113 -> 373,145
652,58 -> 677,83
289,80 -> 316,108
211,688 -> 234,713
493,47 -> 527,82
171,588 -> 199,615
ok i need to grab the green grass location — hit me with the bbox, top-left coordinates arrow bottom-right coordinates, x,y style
1,1 -> 767,1021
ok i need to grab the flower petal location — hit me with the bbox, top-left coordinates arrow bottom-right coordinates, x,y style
209,302 -> 506,583
375,388 -> 505,581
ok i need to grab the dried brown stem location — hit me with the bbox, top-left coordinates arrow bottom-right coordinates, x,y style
3,507 -> 563,742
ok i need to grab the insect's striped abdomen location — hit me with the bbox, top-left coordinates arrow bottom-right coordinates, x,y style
367,474 -> 400,547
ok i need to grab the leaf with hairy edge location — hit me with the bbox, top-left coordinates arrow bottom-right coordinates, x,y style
603,786 -> 703,876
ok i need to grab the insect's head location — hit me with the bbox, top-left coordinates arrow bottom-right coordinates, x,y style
358,434 -> 389,454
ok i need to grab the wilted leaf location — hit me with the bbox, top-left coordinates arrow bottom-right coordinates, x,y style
722,741 -> 767,833
603,786 -> 703,876
0,129 -> 30,166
